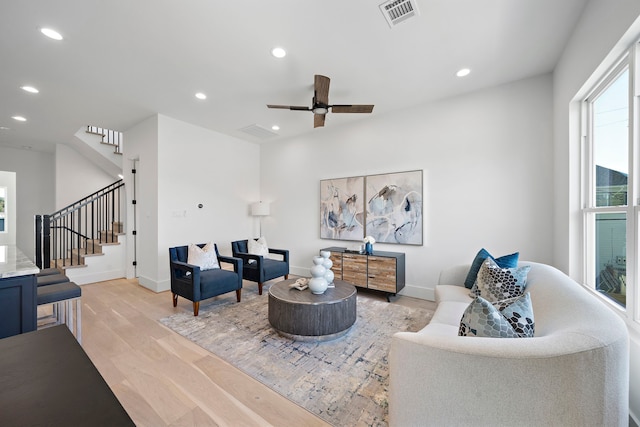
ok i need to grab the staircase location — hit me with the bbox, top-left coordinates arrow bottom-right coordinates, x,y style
35,180 -> 126,285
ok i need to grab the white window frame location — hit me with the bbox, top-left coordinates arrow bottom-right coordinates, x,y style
581,46 -> 638,326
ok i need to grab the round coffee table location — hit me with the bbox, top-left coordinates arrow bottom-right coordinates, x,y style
268,279 -> 357,342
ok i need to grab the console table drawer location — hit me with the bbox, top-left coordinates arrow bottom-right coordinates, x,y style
329,251 -> 343,279
367,256 -> 397,292
342,254 -> 367,287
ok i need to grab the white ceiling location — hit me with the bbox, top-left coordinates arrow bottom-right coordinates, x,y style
0,0 -> 588,152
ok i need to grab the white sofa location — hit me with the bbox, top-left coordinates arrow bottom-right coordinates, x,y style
389,261 -> 629,427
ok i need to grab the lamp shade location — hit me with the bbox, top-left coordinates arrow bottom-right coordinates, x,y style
251,201 -> 270,216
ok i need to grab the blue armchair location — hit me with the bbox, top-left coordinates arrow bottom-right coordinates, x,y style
231,239 -> 289,295
169,243 -> 243,316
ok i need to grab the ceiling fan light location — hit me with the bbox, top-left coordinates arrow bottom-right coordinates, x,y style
312,107 -> 328,115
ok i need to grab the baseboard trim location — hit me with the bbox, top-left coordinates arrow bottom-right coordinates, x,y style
137,276 -> 169,293
65,269 -> 125,285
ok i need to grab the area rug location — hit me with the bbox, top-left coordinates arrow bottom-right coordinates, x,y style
159,287 -> 433,426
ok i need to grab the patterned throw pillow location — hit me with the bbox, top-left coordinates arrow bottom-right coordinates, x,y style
187,242 -> 220,270
248,236 -> 269,257
470,257 -> 530,301
459,293 -> 535,338
463,248 -> 519,289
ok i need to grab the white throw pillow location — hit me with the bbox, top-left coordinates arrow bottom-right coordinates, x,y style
248,236 -> 269,257
187,242 -> 220,270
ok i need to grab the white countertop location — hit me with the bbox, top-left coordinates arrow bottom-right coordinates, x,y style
0,245 -> 40,279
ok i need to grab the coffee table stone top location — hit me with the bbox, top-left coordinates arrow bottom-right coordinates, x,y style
268,279 -> 357,341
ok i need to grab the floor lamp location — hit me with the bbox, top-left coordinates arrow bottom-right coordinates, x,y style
251,201 -> 270,238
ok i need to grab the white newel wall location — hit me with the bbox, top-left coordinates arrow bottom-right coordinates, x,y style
124,114 -> 260,292
261,74 -> 554,300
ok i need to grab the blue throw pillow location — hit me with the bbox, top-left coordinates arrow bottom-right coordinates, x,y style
463,248 -> 519,289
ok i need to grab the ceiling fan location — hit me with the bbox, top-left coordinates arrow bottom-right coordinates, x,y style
267,74 -> 374,128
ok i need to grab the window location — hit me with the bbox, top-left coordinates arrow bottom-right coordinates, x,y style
583,59 -> 630,309
0,187 -> 5,233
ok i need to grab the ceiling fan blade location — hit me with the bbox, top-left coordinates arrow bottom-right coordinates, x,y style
267,104 -> 311,111
331,105 -> 375,114
314,75 -> 330,106
314,113 -> 326,128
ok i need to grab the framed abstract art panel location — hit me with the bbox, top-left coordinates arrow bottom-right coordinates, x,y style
364,170 -> 423,245
320,176 -> 364,241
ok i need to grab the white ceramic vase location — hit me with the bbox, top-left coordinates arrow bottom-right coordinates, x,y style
308,256 -> 328,294
320,250 -> 334,286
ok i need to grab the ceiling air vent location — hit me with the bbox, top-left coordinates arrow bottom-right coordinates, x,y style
239,124 -> 278,140
379,0 -> 420,28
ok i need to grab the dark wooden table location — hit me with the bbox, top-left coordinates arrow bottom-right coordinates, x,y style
268,279 -> 357,341
0,325 -> 135,426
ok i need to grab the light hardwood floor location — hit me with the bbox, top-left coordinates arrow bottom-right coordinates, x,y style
74,277 -> 435,426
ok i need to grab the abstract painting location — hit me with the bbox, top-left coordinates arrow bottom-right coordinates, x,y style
320,176 -> 364,241
365,170 -> 423,245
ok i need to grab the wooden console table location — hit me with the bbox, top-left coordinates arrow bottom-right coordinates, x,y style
321,246 -> 405,301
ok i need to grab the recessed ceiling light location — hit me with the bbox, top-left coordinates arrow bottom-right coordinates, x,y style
195,92 -> 207,100
12,116 -> 27,122
271,47 -> 286,58
456,68 -> 471,77
40,28 -> 63,41
271,125 -> 280,131
0,126 -> 10,130
21,86 -> 39,94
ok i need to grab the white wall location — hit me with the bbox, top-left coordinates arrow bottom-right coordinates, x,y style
55,143 -> 117,210
124,115 -> 160,290
124,114 -> 260,292
261,74 -> 554,300
553,0 -> 640,422
0,146 -> 55,258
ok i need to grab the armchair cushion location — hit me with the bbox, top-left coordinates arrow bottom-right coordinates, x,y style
187,242 -> 219,270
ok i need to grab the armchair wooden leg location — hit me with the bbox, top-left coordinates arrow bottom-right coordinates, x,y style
236,289 -> 241,302
258,283 -> 263,295
285,274 -> 289,280
193,301 -> 200,316
172,293 -> 178,307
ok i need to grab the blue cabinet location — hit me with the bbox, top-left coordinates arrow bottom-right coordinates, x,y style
0,274 -> 37,338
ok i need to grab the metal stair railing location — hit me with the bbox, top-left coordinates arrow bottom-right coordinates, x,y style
86,125 -> 123,154
35,179 -> 124,269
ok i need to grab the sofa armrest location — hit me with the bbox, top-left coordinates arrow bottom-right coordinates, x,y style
170,260 -> 198,277
170,260 -> 201,299
389,330 -> 629,426
233,251 -> 262,265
